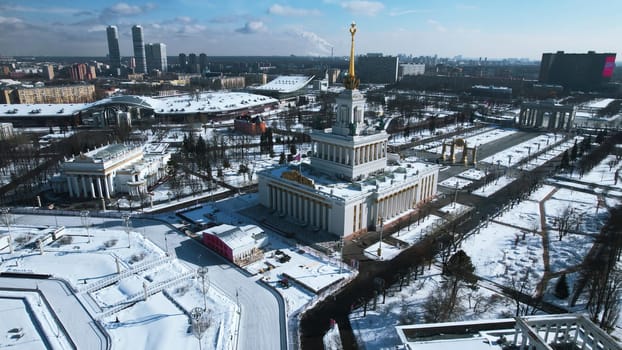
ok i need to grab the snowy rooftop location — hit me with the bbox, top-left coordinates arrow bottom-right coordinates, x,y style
253,75 -> 314,94
261,160 -> 437,202
0,92 -> 278,118
583,98 -> 616,110
200,224 -> 264,250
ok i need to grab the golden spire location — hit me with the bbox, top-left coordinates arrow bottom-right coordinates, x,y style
344,21 -> 360,90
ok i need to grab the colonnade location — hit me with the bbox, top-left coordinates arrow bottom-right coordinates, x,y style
376,183 -> 418,220
313,140 -> 387,166
267,184 -> 330,231
518,104 -> 575,131
66,174 -> 114,199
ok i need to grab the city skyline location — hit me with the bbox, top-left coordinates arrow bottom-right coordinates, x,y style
0,0 -> 620,59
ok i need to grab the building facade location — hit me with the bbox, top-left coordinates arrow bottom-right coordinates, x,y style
356,53 -> 399,84
539,51 -> 616,91
51,143 -> 170,199
257,23 -> 438,238
146,43 -> 168,73
132,25 -> 147,74
106,25 -> 121,72
518,100 -> 576,131
5,85 -> 96,104
399,63 -> 425,78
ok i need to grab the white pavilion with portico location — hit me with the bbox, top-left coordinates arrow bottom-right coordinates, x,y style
52,143 -> 169,199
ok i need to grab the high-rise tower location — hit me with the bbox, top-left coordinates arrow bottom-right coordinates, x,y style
132,25 -> 147,74
106,26 -> 121,73
146,43 -> 168,73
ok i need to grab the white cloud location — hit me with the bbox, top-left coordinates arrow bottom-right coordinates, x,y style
341,1 -> 384,16
0,4 -> 84,15
427,19 -> 447,32
101,2 -> 156,17
176,16 -> 193,24
268,4 -> 321,16
0,16 -> 23,25
389,9 -> 431,17
87,25 -> 107,32
236,21 -> 267,34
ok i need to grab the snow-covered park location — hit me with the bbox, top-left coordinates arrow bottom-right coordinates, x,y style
0,225 -> 238,350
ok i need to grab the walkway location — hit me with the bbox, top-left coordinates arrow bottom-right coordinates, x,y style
0,276 -> 110,350
534,187 -> 557,298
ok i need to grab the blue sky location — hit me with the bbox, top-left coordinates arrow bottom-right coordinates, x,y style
0,1 -> 620,59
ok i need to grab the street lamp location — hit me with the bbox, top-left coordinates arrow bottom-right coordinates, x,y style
122,213 -> 132,248
191,307 -> 209,350
453,181 -> 459,208
80,210 -> 90,244
1,208 -> 13,254
197,266 -> 209,311
377,217 -> 384,258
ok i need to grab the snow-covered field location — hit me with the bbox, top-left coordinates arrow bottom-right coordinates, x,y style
0,226 -> 237,350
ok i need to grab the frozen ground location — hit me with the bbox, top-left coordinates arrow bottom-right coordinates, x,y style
0,225 -> 238,350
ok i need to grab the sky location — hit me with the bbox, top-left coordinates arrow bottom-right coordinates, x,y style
0,0 -> 620,59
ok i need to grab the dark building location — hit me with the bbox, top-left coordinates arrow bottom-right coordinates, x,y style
538,51 -> 616,91
178,53 -> 187,70
356,53 -> 399,84
188,53 -> 199,73
106,26 -> 121,73
199,53 -> 208,73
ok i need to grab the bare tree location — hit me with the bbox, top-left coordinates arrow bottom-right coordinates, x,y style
507,267 -> 539,316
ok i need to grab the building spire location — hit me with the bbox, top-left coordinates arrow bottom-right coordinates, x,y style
344,22 -> 360,90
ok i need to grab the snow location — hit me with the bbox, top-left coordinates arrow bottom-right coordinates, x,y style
462,222 -> 543,292
0,225 -> 238,350
472,176 -> 515,198
0,291 -> 72,350
439,177 -> 473,189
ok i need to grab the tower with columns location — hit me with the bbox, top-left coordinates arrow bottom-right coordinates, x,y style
257,23 -> 439,238
310,22 -> 389,181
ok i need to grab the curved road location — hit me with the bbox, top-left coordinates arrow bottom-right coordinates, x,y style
10,213 -> 286,350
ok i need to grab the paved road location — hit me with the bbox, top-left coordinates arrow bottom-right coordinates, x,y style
0,277 -> 109,350
132,217 -> 285,350
10,213 -> 286,350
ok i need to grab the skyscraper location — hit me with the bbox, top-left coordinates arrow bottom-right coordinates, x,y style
131,25 -> 147,74
106,26 -> 121,73
146,43 -> 168,73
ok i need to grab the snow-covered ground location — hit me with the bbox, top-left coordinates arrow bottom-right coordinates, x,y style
0,225 -> 238,350
350,141 -> 622,348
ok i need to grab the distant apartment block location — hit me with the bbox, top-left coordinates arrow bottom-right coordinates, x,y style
43,64 -> 54,80
539,51 -> 616,91
399,63 -> 425,78
0,123 -> 15,140
69,63 -> 96,81
145,43 -> 168,73
1,85 -> 96,104
356,53 -> 399,84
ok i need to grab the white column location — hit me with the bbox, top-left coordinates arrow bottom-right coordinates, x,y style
89,177 -> 96,198
107,174 -> 114,195
324,205 -> 329,231
96,177 -> 104,198
67,176 -> 74,197
104,175 -> 110,199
